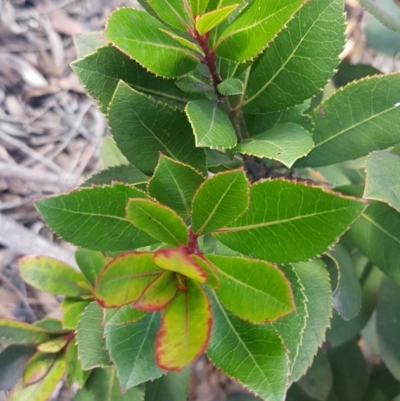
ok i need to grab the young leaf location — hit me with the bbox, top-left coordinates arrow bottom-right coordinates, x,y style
75,248 -> 106,286
19,256 -> 91,297
207,291 -> 289,401
196,5 -> 239,35
37,336 -> 69,353
83,165 -> 149,188
146,0 -> 192,31
61,299 -> 91,330
23,352 -> 56,385
145,369 -> 191,401
95,253 -> 163,308
214,179 -> 366,264
217,77 -> 243,96
76,302 -> 110,370
291,260 -> 332,382
153,246 -> 207,282
156,280 -> 212,370
376,277 -> 400,381
214,0 -> 306,62
159,28 -> 204,55
0,320 -> 51,345
104,9 -> 199,78
8,354 -> 66,401
35,184 -> 157,252
190,254 -> 220,288
126,199 -> 189,246
243,0 -> 345,113
108,82 -> 207,175
191,169 -> 249,235
185,99 -> 237,148
148,155 -> 205,219
206,255 -> 294,323
235,123 -> 314,168
133,271 -> 178,312
0,345 -> 36,391
364,150 -> 400,212
297,74 -> 400,167
104,313 -> 164,390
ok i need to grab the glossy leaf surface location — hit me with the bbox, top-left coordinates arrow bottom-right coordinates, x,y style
108,82 -> 207,175
207,292 -> 288,401
19,256 -> 90,297
243,0 -> 344,113
235,123 -> 314,168
297,74 -> 400,167
191,169 -> 249,235
127,199 -> 188,246
147,0 -> 192,31
196,5 -> 239,35
186,100 -> 237,149
148,155 -> 205,219
156,281 -> 212,370
215,180 -> 366,263
207,255 -> 294,323
35,184 -> 156,252
96,253 -> 162,308
105,8 -> 199,78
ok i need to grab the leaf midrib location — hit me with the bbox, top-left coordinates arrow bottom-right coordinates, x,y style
362,213 -> 400,245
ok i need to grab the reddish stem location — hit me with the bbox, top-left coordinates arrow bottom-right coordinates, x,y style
187,229 -> 200,255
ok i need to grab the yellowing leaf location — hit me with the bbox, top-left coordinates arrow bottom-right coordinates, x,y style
23,352 -> 57,385
190,254 -> 220,289
196,4 -> 239,35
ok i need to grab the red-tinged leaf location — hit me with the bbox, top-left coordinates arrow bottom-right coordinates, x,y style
37,336 -> 70,353
156,280 -> 212,370
126,198 -> 189,246
23,352 -> 57,385
153,246 -> 207,283
95,253 -> 163,308
133,271 -> 178,312
190,254 -> 220,289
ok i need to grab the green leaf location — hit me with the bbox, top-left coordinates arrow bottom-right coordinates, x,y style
328,341 -> 369,401
271,265 -> 307,373
364,150 -> 400,212
214,0 -> 306,62
159,28 -> 203,55
127,199 -> 188,246
206,255 -> 294,323
156,281 -> 212,370
377,277 -> 400,381
0,345 -> 36,391
189,0 -> 210,16
207,291 -> 288,401
95,252 -> 163,308
148,155 -> 205,219
217,78 -> 243,96
297,74 -> 400,167
19,255 -> 90,297
61,299 -> 91,330
8,354 -> 65,401
104,305 -> 147,326
104,313 -> 164,390
153,246 -> 207,282
37,336 -> 69,353
196,5 -> 239,35
33,319 -> 63,332
146,0 -> 192,31
215,180 -> 366,264
83,165 -> 149,188
35,184 -> 157,252
108,81 -> 207,176
133,271 -> 178,312
0,320 -> 51,345
291,260 -> 332,382
23,352 -> 56,385
191,254 -> 220,288
66,340 -> 89,388
345,198 -> 400,285
175,65 -> 214,94
329,243 -> 362,321
191,169 -> 249,235
100,136 -> 129,169
145,369 -> 191,401
185,100 -> 237,149
74,368 -> 145,401
75,249 -> 106,286
359,0 -> 400,33
297,351 -> 333,401
333,62 -> 380,89
73,31 -> 106,59
104,8 -> 198,78
243,0 -> 345,113
76,302 -> 110,370
235,123 -> 314,168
